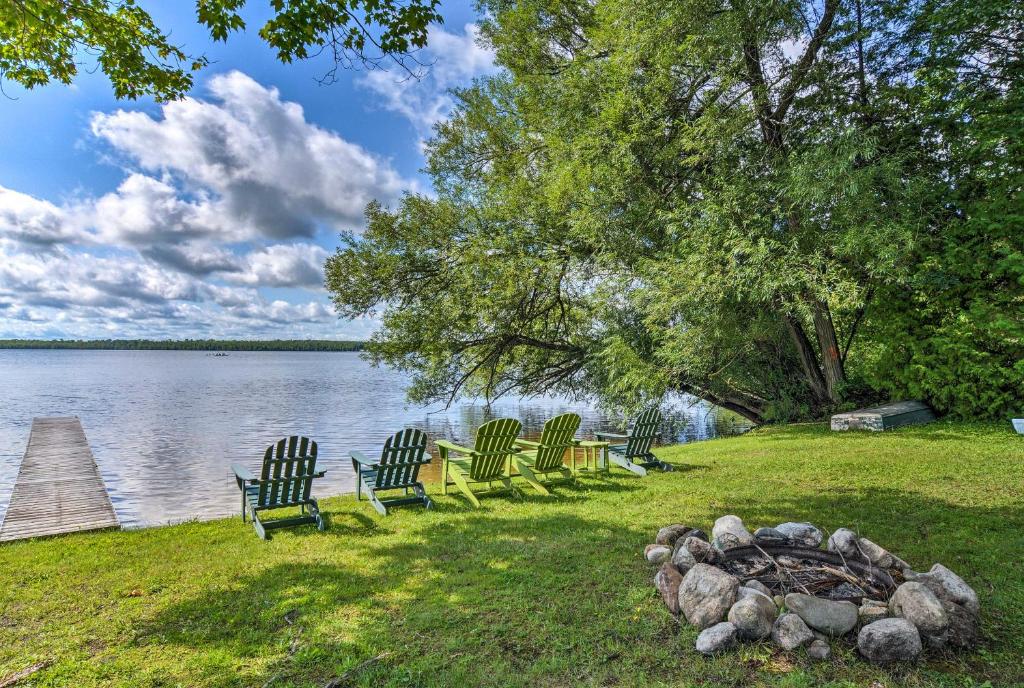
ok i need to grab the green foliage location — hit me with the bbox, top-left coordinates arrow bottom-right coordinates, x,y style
0,0 -> 442,100
864,0 -> 1024,419
0,338 -> 365,351
0,422 -> 1022,686
327,0 -> 1022,422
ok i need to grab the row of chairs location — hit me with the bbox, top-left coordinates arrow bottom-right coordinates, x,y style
231,408 -> 669,539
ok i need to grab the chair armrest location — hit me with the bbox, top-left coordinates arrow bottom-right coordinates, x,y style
231,463 -> 257,483
436,440 -> 476,455
350,450 -> 377,468
576,439 -> 610,448
514,439 -> 541,448
312,470 -> 326,478
595,431 -> 629,441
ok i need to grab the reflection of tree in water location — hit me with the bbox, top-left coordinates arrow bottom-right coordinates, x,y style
412,393 -> 753,449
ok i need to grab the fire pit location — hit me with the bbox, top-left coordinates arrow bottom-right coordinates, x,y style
645,516 -> 980,665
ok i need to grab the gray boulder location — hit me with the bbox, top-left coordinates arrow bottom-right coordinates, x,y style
785,593 -> 858,636
858,600 -> 889,626
753,527 -> 790,546
645,544 -> 672,564
775,522 -> 823,548
695,622 -> 737,654
771,613 -> 814,650
806,639 -> 831,660
655,562 -> 683,615
656,524 -> 694,546
908,564 -> 979,616
826,528 -> 859,558
679,563 -> 740,629
890,581 -> 949,635
857,537 -> 895,568
744,580 -> 772,597
941,599 -> 980,649
672,545 -> 698,573
857,618 -> 923,665
712,515 -> 754,550
679,536 -> 718,565
728,593 -> 777,640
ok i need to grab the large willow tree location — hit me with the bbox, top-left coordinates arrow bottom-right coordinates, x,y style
326,0 -> 1022,423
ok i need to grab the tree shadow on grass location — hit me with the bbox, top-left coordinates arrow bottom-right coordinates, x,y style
136,484 -> 1024,687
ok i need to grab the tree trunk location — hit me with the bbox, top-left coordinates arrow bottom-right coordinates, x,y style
811,299 -> 845,402
783,313 -> 830,405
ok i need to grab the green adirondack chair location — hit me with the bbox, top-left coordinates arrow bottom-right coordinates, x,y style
231,435 -> 326,539
351,428 -> 433,516
596,407 -> 670,476
438,418 -> 523,507
512,412 -> 581,495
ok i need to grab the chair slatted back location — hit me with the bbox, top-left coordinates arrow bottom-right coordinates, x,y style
257,436 -> 318,508
375,428 -> 430,488
532,413 -> 582,471
469,418 -> 522,481
624,407 -> 662,459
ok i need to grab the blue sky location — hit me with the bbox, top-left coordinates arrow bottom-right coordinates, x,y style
0,0 -> 492,340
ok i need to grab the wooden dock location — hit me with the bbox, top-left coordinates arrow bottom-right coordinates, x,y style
0,417 -> 118,542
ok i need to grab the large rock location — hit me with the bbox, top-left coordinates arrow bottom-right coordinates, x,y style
712,515 -> 754,550
857,618 -> 923,665
827,528 -> 859,557
645,544 -> 672,564
775,522 -> 823,548
679,564 -> 740,629
753,527 -> 790,546
656,524 -> 694,546
744,580 -> 772,598
771,613 -> 814,650
807,638 -> 831,660
672,545 -> 697,573
858,600 -> 889,626
679,536 -> 718,565
908,564 -> 979,616
728,593 -> 777,640
785,593 -> 858,636
890,581 -> 949,635
655,562 -> 684,615
941,599 -> 980,649
857,537 -> 895,568
695,622 -> 737,654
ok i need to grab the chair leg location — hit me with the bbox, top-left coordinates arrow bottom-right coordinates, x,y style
309,499 -> 325,531
515,460 -> 551,496
609,452 -> 647,476
251,507 -> 268,540
366,486 -> 388,516
413,483 -> 433,510
448,469 -> 481,508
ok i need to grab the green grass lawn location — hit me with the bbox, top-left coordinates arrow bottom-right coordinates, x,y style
1,422 -> 1022,687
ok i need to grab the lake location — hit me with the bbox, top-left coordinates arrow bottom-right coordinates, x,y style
0,350 -> 752,527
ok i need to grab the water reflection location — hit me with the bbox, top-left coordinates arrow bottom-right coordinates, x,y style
0,350 -> 751,527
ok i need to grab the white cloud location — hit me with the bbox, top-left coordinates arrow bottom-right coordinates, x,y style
91,71 -> 411,238
0,186 -> 84,246
226,243 -> 329,289
359,24 -> 497,137
0,71 -> 406,339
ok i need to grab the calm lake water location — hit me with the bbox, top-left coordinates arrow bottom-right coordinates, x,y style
0,350 -> 751,527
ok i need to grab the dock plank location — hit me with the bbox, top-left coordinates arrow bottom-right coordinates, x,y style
0,417 -> 118,542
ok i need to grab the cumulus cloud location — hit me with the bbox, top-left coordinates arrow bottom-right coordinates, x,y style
0,70 -> 404,339
91,71 -> 410,238
359,24 -> 497,137
0,186 -> 84,247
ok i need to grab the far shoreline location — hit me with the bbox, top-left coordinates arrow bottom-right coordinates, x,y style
0,339 -> 367,352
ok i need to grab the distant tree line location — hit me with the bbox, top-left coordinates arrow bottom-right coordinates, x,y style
0,339 -> 365,352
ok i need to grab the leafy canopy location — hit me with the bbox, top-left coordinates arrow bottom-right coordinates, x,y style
326,0 -> 1023,422
0,0 -> 442,100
